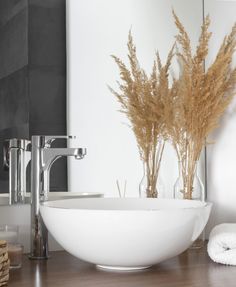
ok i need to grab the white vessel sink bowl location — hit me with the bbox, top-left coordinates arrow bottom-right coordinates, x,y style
0,192 -> 103,253
40,198 -> 212,271
0,192 -> 102,205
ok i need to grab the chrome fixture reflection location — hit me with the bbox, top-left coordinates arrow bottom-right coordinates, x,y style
3,139 -> 31,205
29,135 -> 86,260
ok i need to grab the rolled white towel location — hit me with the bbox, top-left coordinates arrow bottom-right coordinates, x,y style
208,223 -> 236,265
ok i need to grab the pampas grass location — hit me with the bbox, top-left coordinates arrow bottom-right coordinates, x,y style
164,11 -> 236,199
110,12 -> 236,200
109,32 -> 174,197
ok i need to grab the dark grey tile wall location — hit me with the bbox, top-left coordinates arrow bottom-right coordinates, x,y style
0,0 -> 29,193
28,0 -> 67,191
0,0 -> 67,193
0,0 -> 28,79
0,0 -> 27,27
29,68 -> 66,131
0,67 -> 29,130
28,0 -> 66,67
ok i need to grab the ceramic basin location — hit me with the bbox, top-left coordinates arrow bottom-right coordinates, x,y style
40,198 -> 212,271
0,192 -> 103,205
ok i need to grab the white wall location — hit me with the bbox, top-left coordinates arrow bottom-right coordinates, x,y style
205,0 -> 236,234
67,0 -> 203,198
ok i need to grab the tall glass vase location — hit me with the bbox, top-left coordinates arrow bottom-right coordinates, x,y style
174,161 -> 204,201
139,139 -> 165,198
139,163 -> 165,198
173,160 -> 205,248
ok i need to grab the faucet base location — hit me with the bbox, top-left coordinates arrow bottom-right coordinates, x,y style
28,254 -> 50,260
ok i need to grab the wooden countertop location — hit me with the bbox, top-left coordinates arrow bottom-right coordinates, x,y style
8,246 -> 235,287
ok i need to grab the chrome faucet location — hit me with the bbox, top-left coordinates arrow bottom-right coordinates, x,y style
29,135 -> 86,259
3,139 -> 31,205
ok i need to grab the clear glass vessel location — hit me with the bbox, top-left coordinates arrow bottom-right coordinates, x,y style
173,160 -> 205,249
139,164 -> 165,198
0,225 -> 23,268
8,243 -> 24,269
173,161 -> 204,201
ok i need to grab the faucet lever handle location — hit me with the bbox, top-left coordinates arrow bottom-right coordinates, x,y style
44,135 -> 76,147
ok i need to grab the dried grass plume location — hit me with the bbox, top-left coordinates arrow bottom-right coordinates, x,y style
164,11 -> 236,199
109,32 -> 174,197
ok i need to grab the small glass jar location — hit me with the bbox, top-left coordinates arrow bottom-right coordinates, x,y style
0,225 -> 23,268
8,244 -> 24,269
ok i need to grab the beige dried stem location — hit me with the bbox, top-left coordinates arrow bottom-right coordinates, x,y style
165,11 -> 236,199
109,32 -> 174,197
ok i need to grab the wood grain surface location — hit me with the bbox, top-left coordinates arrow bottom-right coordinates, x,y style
8,245 -> 235,287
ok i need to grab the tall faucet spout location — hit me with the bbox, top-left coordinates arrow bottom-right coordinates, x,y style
29,135 -> 86,260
